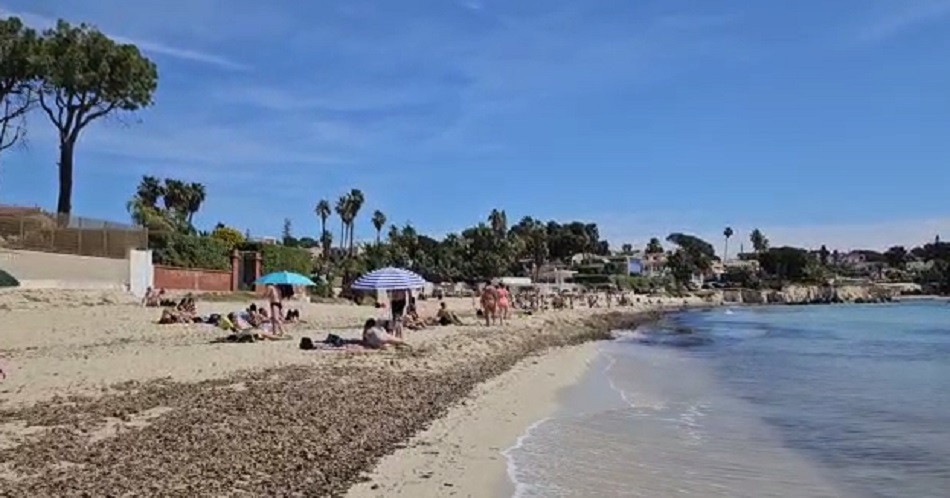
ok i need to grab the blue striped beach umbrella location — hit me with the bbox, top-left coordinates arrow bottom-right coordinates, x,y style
351,267 -> 426,291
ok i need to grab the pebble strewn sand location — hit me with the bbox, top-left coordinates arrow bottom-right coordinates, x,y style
0,289 -> 688,496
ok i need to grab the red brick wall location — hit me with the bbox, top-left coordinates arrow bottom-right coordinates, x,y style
154,266 -> 232,292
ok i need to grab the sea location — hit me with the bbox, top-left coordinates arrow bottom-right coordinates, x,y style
503,302 -> 950,497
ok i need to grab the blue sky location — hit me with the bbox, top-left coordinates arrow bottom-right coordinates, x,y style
1,0 -> 949,251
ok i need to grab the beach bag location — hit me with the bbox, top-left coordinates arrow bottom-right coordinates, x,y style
323,334 -> 345,348
299,337 -> 315,350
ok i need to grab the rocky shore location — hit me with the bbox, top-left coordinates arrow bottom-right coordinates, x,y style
718,284 -> 901,305
0,310 -> 658,497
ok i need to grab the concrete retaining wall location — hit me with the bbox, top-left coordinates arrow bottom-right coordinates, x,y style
0,249 -> 128,290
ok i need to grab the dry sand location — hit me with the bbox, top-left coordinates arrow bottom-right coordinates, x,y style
0,288 -> 704,496
0,290 -> 479,407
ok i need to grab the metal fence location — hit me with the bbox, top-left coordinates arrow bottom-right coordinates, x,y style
0,205 -> 148,259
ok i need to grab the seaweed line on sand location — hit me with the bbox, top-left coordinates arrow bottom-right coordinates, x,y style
0,311 -> 660,497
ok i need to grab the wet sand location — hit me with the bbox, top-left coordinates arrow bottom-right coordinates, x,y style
345,343 -> 601,498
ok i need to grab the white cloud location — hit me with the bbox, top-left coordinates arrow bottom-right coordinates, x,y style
113,37 -> 248,70
211,84 -> 441,113
854,0 -> 950,43
80,120 -> 346,168
0,7 -> 247,70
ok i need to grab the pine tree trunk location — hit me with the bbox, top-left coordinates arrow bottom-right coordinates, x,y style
56,140 -> 75,216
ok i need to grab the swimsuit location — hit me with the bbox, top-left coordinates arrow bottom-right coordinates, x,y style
481,292 -> 497,314
497,289 -> 510,308
391,299 -> 407,320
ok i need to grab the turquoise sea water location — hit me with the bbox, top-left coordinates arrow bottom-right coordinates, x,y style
504,302 -> 950,497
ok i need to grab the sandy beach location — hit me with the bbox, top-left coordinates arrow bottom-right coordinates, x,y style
0,288 -> 694,496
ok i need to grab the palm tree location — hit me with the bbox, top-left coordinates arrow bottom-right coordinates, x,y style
185,182 -> 206,226
723,226 -> 734,262
315,199 -> 331,256
347,189 -> 365,255
335,195 -> 349,253
135,175 -> 164,207
372,210 -> 387,244
488,209 -> 507,236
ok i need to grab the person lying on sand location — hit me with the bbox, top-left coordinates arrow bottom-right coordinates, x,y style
362,318 -> 411,350
158,308 -> 192,324
217,312 -> 288,342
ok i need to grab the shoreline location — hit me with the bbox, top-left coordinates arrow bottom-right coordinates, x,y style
345,343 -> 601,498
0,293 -> 671,496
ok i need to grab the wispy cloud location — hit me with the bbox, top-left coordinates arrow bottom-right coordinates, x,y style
0,7 -> 248,70
112,37 -> 248,70
855,0 -> 950,43
80,117 -> 348,168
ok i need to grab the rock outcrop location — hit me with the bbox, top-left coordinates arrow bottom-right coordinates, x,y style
718,284 -> 899,305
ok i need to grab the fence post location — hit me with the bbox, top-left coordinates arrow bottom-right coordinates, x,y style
102,225 -> 109,258
18,215 -> 24,241
77,216 -> 83,255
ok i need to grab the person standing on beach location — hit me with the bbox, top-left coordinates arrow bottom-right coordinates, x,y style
265,284 -> 285,336
496,284 -> 511,325
480,282 -> 498,326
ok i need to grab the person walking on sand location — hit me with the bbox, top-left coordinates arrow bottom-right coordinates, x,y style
480,282 -> 498,326
265,284 -> 286,336
496,284 -> 511,325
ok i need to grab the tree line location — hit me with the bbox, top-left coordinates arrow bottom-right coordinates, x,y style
126,173 -> 950,294
0,16 -> 157,215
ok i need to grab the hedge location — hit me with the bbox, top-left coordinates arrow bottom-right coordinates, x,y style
260,244 -> 314,275
151,233 -> 230,270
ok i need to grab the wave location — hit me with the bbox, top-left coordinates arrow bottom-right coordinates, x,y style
613,324 -> 715,348
599,350 -> 668,411
502,417 -> 550,498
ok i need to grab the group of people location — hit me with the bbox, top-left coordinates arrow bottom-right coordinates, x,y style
384,290 -> 466,336
151,284 -> 299,341
156,295 -> 199,324
478,282 -> 513,326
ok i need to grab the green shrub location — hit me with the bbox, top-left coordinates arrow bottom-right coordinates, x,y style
572,273 -> 611,285
151,233 -> 230,270
0,268 -> 19,288
260,244 -> 314,275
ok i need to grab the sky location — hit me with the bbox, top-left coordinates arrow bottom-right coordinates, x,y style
0,0 -> 948,252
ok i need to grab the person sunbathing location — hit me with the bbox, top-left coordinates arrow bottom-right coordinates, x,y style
436,302 -> 464,326
142,287 -> 164,307
403,308 -> 428,330
219,312 -> 285,341
158,308 -> 191,324
362,319 -> 411,350
174,295 -> 197,320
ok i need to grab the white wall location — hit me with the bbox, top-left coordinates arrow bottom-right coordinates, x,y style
128,249 -> 154,297
0,249 -> 129,290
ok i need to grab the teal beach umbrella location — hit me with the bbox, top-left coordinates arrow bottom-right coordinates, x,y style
254,271 -> 317,286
